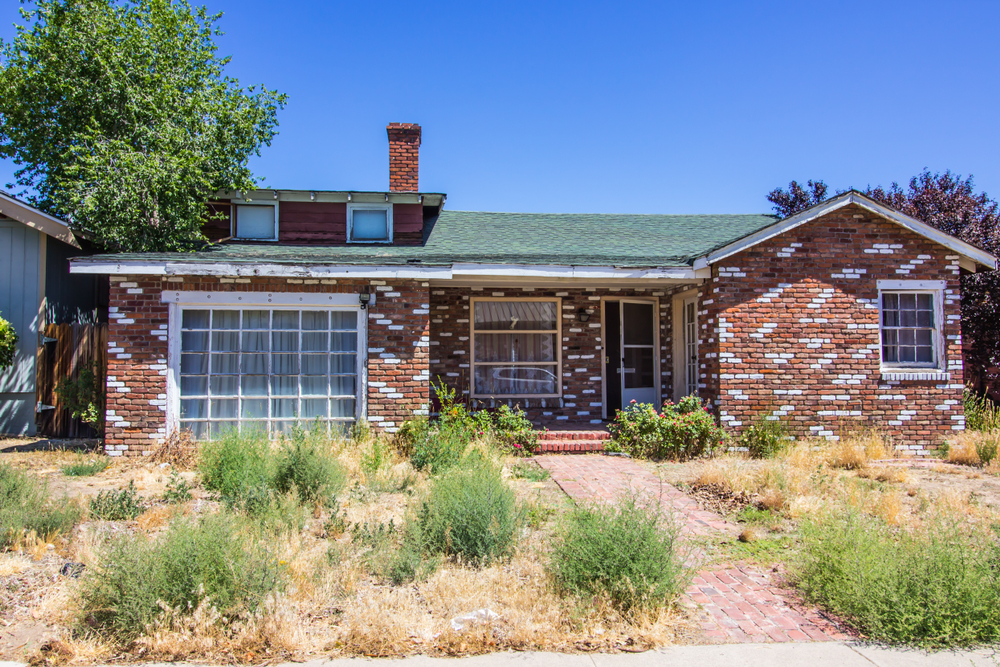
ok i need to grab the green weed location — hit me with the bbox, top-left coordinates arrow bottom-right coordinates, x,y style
795,511 -> 1000,648
89,481 -> 145,521
550,495 -> 686,615
78,512 -> 284,640
0,464 -> 80,548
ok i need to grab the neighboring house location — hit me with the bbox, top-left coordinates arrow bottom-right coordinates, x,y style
0,191 -> 107,436
69,123 -> 998,456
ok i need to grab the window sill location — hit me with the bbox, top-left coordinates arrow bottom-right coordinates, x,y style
880,370 -> 950,382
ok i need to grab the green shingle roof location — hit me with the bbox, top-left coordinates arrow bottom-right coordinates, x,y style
79,210 -> 779,267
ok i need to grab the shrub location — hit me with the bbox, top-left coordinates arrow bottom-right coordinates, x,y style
795,512 -> 1000,648
0,313 -> 17,370
607,396 -> 725,460
198,427 -> 275,512
79,513 -> 284,640
62,457 -> 110,477
0,464 -> 80,548
404,419 -> 471,474
413,464 -> 523,565
478,404 -> 538,455
89,481 -> 145,520
740,415 -> 788,458
273,425 -> 346,506
550,496 -> 686,615
965,389 -> 1000,432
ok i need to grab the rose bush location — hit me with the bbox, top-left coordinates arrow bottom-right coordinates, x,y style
606,395 -> 725,460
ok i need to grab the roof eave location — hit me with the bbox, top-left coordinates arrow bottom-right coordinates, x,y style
0,192 -> 80,248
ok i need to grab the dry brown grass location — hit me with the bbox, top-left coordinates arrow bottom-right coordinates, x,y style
684,434 -> 972,530
946,431 -> 1000,468
149,430 -> 198,469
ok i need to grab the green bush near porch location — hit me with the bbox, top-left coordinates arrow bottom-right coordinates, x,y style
606,396 -> 725,460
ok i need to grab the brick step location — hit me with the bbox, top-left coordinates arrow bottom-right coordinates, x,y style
536,430 -> 611,441
534,439 -> 608,453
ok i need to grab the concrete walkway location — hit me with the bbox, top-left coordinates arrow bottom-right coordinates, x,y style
534,454 -> 847,644
5,644 -> 995,667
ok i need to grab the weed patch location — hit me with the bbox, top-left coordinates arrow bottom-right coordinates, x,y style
0,464 -> 80,548
511,460 -> 550,481
79,512 -> 284,640
89,481 -> 145,521
198,428 -> 275,512
795,512 -> 1000,647
413,464 -> 523,565
550,496 -> 686,615
62,457 -> 109,477
274,426 -> 346,506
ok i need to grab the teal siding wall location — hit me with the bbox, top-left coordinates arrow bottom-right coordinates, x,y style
0,218 -> 41,435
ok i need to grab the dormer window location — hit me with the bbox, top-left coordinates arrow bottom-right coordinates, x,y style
347,203 -> 392,243
234,203 -> 278,241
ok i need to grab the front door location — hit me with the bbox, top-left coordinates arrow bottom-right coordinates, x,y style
605,300 -> 657,416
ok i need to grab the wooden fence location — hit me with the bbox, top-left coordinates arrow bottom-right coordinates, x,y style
35,323 -> 108,438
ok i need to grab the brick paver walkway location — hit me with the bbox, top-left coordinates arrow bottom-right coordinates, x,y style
534,454 -> 847,644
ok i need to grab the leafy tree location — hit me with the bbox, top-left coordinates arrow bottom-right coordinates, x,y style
767,170 -> 1000,394
767,179 -> 829,218
0,0 -> 286,252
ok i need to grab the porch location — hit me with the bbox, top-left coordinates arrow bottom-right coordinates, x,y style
427,281 -> 706,430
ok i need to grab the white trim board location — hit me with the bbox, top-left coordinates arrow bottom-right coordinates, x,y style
161,290 -> 369,307
692,191 -> 997,271
70,259 -> 705,282
71,260 -> 452,279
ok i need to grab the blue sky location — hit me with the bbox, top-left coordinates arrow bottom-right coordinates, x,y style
2,0 -> 998,214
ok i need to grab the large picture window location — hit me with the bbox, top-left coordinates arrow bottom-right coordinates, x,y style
880,291 -> 939,368
177,307 -> 360,438
471,299 -> 560,398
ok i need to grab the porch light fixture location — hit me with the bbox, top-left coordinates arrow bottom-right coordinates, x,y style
577,308 -> 590,323
359,292 -> 371,310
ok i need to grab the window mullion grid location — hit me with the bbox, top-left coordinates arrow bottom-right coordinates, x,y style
207,310 -> 214,434
234,309 -> 240,435
297,310 -> 303,428
267,310 -> 273,435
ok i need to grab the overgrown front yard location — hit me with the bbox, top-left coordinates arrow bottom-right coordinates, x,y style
0,420 -> 691,663
646,430 -> 1000,648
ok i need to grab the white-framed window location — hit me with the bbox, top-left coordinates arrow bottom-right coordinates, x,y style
233,202 -> 278,241
470,298 -> 561,398
877,280 -> 944,371
164,292 -> 366,439
347,203 -> 392,243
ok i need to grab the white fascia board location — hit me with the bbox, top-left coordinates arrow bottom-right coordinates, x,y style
70,259 -> 452,280
0,192 -> 79,248
161,290 -> 363,306
694,192 -> 998,270
450,263 -> 698,280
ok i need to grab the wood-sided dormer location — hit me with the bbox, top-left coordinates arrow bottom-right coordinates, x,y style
204,190 -> 445,246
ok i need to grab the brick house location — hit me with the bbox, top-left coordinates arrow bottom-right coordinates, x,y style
70,123 -> 997,456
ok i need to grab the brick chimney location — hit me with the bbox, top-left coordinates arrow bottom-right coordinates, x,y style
387,122 -> 421,192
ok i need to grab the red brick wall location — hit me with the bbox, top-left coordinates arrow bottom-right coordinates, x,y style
104,275 -> 429,455
387,123 -> 421,192
428,285 -> 696,425
701,204 -> 964,455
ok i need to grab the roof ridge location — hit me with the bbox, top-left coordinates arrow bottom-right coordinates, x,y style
442,210 -> 777,218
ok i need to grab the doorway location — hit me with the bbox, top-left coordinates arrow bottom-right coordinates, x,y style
604,299 -> 658,417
